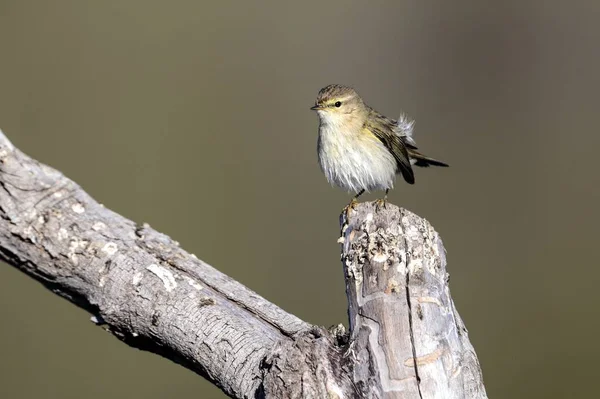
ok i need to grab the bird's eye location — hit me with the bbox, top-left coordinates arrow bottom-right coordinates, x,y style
334,101 -> 342,107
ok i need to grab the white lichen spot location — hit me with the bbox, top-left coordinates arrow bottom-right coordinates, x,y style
373,251 -> 388,263
53,191 -> 63,198
132,332 -> 139,337
147,264 -> 177,292
57,228 -> 69,241
386,278 -> 400,294
346,260 -> 363,287
368,274 -> 378,287
101,242 -> 118,256
186,277 -> 203,291
68,237 -> 89,265
408,257 -> 423,274
365,212 -> 374,222
71,203 -> 85,214
132,272 -> 143,285
37,216 -> 45,224
92,222 -> 106,231
20,223 -> 31,236
23,226 -> 35,243
336,236 -> 344,244
97,262 -> 109,287
190,253 -> 197,259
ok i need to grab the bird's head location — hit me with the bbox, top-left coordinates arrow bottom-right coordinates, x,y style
311,84 -> 367,126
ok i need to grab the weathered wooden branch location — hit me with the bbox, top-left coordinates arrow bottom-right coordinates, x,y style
340,205 -> 487,398
0,129 -> 486,398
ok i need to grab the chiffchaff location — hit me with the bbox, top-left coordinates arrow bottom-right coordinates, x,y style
311,84 -> 448,208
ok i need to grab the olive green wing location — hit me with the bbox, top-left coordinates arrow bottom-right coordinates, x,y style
365,112 -> 415,184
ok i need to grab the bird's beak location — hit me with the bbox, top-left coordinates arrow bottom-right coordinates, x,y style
310,104 -> 323,111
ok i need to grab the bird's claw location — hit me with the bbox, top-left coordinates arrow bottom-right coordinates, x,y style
343,198 -> 359,219
373,198 -> 387,212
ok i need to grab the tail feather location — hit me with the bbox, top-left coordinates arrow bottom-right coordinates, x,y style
408,149 -> 449,168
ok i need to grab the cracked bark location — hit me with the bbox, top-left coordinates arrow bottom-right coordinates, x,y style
0,129 -> 487,398
341,204 -> 487,398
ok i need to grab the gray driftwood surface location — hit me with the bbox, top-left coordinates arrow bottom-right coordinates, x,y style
0,129 -> 487,399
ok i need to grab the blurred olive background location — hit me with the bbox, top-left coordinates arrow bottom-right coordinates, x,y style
0,1 -> 598,398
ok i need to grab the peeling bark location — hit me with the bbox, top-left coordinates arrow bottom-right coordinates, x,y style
0,129 -> 486,398
341,204 -> 487,398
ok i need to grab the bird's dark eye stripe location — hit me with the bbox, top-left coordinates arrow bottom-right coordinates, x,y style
334,101 -> 342,107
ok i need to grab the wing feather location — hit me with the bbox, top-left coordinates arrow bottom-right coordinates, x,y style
365,110 -> 415,184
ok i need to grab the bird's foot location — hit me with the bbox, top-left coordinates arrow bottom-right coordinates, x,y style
373,198 -> 387,212
343,198 -> 359,219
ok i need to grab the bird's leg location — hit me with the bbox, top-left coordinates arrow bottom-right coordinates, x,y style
350,189 -> 365,207
374,189 -> 389,212
344,189 -> 365,217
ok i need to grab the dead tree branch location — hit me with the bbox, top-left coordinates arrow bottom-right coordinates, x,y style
340,204 -> 487,398
0,129 -> 486,398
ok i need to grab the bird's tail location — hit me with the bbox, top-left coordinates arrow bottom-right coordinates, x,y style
408,149 -> 449,168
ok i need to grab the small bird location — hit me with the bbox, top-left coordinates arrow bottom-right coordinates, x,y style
311,84 -> 448,209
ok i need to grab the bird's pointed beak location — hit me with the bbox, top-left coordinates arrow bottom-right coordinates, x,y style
310,104 -> 323,111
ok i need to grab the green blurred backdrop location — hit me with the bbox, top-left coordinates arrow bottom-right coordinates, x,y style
1,1 -> 599,398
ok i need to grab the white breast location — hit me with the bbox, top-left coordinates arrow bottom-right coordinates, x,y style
317,121 -> 397,194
